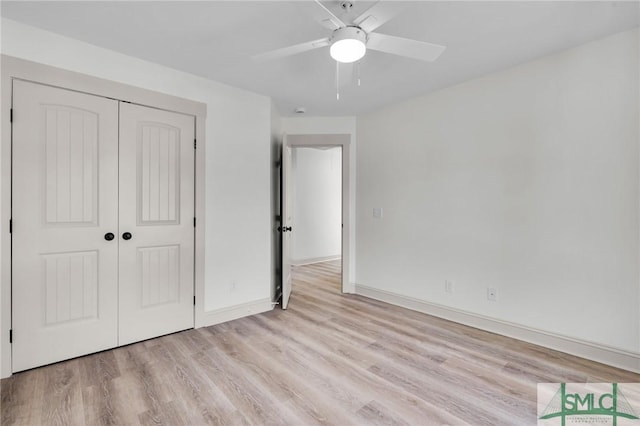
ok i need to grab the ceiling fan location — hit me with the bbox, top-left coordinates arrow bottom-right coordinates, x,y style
253,0 -> 446,65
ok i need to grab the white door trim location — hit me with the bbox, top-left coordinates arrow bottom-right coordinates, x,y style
284,133 -> 352,295
0,55 -> 207,378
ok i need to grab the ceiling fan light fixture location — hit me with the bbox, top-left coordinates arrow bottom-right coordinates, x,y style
330,26 -> 367,63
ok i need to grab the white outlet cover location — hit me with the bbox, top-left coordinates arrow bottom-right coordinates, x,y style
445,280 -> 454,293
373,207 -> 383,219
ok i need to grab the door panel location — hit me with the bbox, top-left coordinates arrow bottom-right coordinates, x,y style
12,80 -> 119,372
281,138 -> 293,309
118,103 -> 195,345
138,245 -> 180,307
43,105 -> 99,225
43,251 -> 99,324
138,123 -> 181,224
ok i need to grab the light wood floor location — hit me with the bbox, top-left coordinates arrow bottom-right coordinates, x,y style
2,260 -> 639,425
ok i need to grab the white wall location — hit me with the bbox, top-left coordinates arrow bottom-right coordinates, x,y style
291,147 -> 342,264
1,19 -> 272,318
356,29 -> 639,353
282,117 -> 357,284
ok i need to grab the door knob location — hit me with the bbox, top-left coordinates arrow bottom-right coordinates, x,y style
122,232 -> 132,240
104,232 -> 115,241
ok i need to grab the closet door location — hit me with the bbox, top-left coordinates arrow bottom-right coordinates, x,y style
118,103 -> 195,345
12,80 -> 119,372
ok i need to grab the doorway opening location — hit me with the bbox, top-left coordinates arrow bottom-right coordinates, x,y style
279,134 -> 351,309
290,146 -> 342,296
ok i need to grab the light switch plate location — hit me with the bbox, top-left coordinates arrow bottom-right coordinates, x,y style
373,207 -> 383,219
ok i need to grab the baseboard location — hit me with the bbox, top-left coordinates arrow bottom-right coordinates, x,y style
355,284 -> 640,374
197,298 -> 274,328
291,255 -> 341,266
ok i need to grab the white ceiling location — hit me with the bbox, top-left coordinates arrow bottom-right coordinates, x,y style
1,1 -> 638,116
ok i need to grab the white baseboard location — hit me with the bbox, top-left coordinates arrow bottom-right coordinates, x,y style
355,284 -> 640,374
291,255 -> 341,266
197,298 -> 274,328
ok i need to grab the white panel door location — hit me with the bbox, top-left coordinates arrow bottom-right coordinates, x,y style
118,103 -> 195,345
12,80 -> 119,372
281,138 -> 293,309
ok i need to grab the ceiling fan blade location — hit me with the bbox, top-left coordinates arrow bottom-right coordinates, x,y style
253,38 -> 330,62
313,0 -> 347,28
367,33 -> 446,62
319,17 -> 342,31
353,1 -> 407,33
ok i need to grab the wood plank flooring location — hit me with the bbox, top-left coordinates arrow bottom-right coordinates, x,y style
2,259 -> 639,425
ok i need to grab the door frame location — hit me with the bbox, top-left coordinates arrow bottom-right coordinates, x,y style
284,134 -> 351,295
0,55 -> 207,378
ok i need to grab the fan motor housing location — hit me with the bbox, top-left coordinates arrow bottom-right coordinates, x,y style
330,26 -> 367,45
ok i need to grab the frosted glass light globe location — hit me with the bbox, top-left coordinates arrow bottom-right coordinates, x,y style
330,27 -> 367,63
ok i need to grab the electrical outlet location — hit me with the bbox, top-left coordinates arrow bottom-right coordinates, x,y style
444,280 -> 454,293
230,281 -> 237,291
487,287 -> 497,302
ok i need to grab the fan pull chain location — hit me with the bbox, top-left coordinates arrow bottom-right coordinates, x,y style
357,61 -> 361,86
336,61 -> 340,100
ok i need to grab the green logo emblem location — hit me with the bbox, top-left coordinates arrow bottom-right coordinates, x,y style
539,383 -> 639,426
